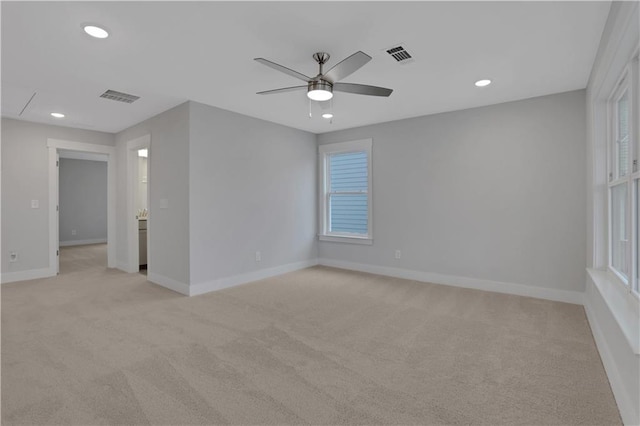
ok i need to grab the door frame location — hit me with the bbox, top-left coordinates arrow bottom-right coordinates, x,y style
47,139 -> 116,272
126,134 -> 151,273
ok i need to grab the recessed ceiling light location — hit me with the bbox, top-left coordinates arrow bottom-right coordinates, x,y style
83,25 -> 109,39
50,112 -> 65,118
475,79 -> 492,87
322,113 -> 334,119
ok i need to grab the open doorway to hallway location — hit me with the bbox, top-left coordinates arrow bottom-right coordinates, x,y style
57,151 -> 108,275
47,138 -> 116,275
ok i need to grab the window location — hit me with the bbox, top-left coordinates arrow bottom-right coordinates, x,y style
318,139 -> 372,244
608,58 -> 639,294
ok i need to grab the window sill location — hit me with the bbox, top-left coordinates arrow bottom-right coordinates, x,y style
318,235 -> 373,245
587,268 -> 640,355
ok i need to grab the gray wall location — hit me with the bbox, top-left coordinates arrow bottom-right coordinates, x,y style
115,101 -> 317,288
318,90 -> 587,293
188,101 -> 317,284
1,118 -> 114,275
115,102 -> 190,284
59,159 -> 107,244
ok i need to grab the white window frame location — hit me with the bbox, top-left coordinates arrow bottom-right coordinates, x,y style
608,70 -> 632,284
318,139 -> 373,245
607,56 -> 640,298
635,51 -> 640,294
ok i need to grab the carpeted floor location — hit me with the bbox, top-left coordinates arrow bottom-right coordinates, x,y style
2,245 -> 621,425
58,243 -> 108,275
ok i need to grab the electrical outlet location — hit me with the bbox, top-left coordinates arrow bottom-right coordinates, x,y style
31,199 -> 39,209
395,250 -> 401,259
71,229 -> 77,236
9,252 -> 18,262
255,251 -> 261,262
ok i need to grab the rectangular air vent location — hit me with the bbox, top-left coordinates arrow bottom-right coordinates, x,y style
100,89 -> 140,103
385,45 -> 414,64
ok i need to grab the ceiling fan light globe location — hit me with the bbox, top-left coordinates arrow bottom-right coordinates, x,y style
307,90 -> 333,101
307,80 -> 333,101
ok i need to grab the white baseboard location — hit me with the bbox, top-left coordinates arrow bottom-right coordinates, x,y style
116,260 -> 130,273
1,267 -> 56,284
59,238 -> 107,247
317,258 -> 584,305
584,281 -> 639,426
147,272 -> 190,296
189,259 -> 319,296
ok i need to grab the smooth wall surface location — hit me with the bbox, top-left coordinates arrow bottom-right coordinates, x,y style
318,90 -> 587,293
188,101 -> 317,285
115,102 -> 190,285
59,159 -> 108,244
1,118 -> 114,276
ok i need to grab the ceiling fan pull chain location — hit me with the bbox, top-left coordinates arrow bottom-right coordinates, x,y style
309,99 -> 312,118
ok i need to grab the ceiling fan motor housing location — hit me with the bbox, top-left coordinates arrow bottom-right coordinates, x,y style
308,80 -> 332,93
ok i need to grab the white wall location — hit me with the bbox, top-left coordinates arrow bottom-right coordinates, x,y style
59,158 -> 108,244
318,90 -> 587,295
188,101 -> 317,291
585,2 -> 640,425
115,102 -> 190,286
1,118 -> 114,279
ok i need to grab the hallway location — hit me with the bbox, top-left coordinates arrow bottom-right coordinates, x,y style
59,243 -> 107,275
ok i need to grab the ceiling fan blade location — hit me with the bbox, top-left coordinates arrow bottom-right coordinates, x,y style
323,51 -> 371,83
254,58 -> 311,82
333,83 -> 393,97
256,85 -> 307,95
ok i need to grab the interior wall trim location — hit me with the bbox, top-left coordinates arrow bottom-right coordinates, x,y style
189,259 -> 319,296
317,258 -> 584,305
584,288 -> 639,426
59,238 -> 108,247
147,272 -> 190,296
1,267 -> 56,284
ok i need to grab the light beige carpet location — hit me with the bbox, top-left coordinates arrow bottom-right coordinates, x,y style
2,245 -> 621,425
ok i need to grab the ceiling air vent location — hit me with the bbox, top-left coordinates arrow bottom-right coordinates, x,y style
385,45 -> 414,64
100,89 -> 140,104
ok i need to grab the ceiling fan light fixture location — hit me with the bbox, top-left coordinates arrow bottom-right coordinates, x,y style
307,80 -> 333,101
475,79 -> 492,87
322,113 -> 334,119
308,90 -> 333,101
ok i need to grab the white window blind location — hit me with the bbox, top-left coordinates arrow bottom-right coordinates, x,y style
617,91 -> 630,177
329,151 -> 369,235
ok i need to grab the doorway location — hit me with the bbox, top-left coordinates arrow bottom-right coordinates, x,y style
126,135 -> 151,274
57,151 -> 108,274
47,139 -> 116,275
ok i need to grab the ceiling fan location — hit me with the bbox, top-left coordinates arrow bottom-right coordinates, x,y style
254,51 -> 393,101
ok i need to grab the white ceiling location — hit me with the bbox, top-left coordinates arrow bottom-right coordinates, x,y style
1,1 -> 610,134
